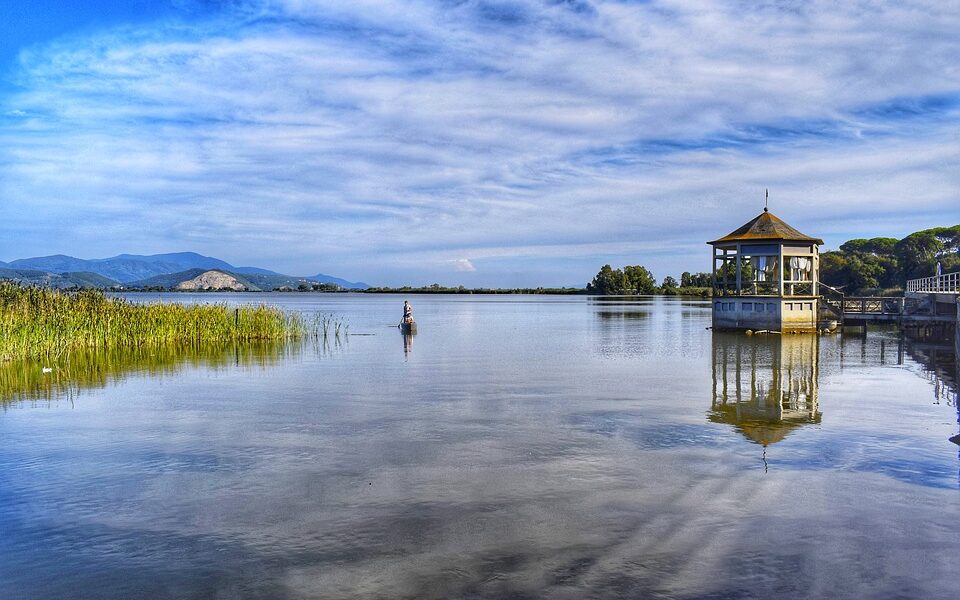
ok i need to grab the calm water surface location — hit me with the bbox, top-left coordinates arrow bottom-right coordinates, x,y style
1,294 -> 958,599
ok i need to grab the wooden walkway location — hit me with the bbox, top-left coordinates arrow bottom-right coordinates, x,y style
823,271 -> 959,326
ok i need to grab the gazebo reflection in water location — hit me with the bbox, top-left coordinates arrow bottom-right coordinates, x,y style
710,332 -> 821,447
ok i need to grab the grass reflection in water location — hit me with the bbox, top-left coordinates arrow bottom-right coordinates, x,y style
0,340 -> 303,405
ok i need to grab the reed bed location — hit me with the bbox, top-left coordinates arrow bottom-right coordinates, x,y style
314,313 -> 349,340
0,283 -> 308,362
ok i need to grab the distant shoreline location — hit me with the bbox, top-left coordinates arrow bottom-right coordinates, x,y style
110,287 -> 713,297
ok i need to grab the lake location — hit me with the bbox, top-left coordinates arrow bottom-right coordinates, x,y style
1,294 -> 958,599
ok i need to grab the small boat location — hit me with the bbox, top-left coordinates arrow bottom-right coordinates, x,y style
400,321 -> 417,335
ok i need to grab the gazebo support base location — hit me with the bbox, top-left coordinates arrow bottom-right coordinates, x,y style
712,297 -> 819,332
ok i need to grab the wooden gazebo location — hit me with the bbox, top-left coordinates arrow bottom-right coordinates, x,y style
708,208 -> 823,332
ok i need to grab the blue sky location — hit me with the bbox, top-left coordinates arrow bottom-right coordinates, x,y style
0,0 -> 958,287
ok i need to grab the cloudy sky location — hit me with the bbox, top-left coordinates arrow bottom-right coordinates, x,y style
1,0 -> 958,287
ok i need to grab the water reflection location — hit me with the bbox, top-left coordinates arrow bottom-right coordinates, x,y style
402,330 -> 415,356
592,297 -> 709,359
2,296 -> 959,599
902,334 -> 958,407
589,295 -> 653,320
710,333 -> 821,446
0,341 -> 302,405
900,331 -> 959,448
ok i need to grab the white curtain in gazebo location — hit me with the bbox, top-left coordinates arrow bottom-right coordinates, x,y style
789,257 -> 811,281
751,256 -> 779,282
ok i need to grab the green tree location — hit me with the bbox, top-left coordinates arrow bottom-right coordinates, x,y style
660,275 -> 679,295
846,254 -> 886,291
623,265 -> 656,294
839,237 -> 898,256
895,226 -> 960,281
819,251 -> 849,290
587,265 -> 625,295
681,271 -> 712,287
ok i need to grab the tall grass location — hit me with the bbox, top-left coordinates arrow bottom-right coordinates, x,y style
0,283 -> 308,362
314,313 -> 349,340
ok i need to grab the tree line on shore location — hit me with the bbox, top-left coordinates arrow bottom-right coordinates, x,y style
586,265 -> 712,296
585,224 -> 959,296
820,225 -> 959,295
4,226 -> 954,297
363,284 -> 583,294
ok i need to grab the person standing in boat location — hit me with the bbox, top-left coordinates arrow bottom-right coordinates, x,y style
401,300 -> 413,326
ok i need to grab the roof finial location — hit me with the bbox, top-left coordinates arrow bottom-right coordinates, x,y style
764,188 -> 769,212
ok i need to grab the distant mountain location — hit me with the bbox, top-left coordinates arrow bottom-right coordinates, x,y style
8,254 -> 91,273
233,266 -> 282,276
0,268 -> 118,289
113,252 -> 235,272
307,273 -> 369,289
2,252 -> 368,289
62,272 -> 121,288
128,268 -> 316,292
9,252 -> 233,283
130,269 -> 258,291
126,269 -> 362,292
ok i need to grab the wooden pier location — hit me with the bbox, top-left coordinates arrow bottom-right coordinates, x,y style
821,271 -> 960,330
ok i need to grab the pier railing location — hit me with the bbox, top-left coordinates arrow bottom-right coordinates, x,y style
840,297 -> 904,316
906,271 -> 960,293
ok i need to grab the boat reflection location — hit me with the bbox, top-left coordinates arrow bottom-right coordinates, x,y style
0,340 -> 303,405
710,332 -> 821,446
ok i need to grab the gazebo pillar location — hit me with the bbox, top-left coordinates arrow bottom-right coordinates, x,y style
735,243 -> 742,295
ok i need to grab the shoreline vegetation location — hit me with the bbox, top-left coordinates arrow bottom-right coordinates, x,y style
113,285 -> 715,296
0,284 -> 310,362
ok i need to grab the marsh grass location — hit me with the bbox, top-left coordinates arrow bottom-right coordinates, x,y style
0,283 -> 308,362
313,313 -> 349,341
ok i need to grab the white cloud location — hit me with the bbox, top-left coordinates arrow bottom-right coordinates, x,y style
453,258 -> 477,272
0,1 -> 957,285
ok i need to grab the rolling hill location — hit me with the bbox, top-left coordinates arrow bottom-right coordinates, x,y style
9,252 -> 235,283
126,269 -> 355,291
305,272 -> 370,289
0,252 -> 368,290
0,268 -> 118,289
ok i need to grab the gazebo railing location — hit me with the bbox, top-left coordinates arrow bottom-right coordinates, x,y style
906,271 -> 960,293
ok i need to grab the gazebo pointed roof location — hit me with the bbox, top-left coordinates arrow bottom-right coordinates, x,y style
708,209 -> 823,246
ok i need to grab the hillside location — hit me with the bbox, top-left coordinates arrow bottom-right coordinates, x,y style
128,269 -> 259,291
306,272 -> 370,289
9,252 -> 235,283
125,268 -> 356,292
1,251 -> 369,289
0,268 -> 118,289
175,270 -> 252,291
